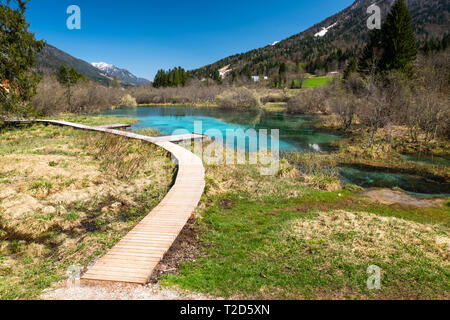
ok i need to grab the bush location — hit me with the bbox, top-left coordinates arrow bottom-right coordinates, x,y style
216,87 -> 260,109
118,94 -> 137,108
287,87 -> 331,115
287,49 -> 449,148
33,76 -> 124,115
260,90 -> 290,104
33,77 -> 67,115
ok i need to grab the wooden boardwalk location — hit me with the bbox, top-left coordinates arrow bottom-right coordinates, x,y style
25,120 -> 205,285
153,133 -> 208,143
94,123 -> 132,130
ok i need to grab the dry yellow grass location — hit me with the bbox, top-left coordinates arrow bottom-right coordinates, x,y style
289,210 -> 449,265
287,210 -> 449,299
0,123 -> 175,299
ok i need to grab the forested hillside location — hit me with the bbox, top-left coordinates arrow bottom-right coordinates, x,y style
190,0 -> 449,79
36,44 -> 111,85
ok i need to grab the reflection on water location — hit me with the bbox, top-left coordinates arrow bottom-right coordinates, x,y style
100,106 -> 449,197
101,106 -> 341,152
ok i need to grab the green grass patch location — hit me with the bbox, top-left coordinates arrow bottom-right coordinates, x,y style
163,190 -> 449,299
28,178 -> 53,192
302,77 -> 331,88
64,211 -> 80,222
48,161 -> 58,167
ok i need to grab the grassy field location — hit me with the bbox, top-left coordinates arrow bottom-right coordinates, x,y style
302,77 -> 332,88
0,118 -> 175,299
44,114 -> 139,127
160,145 -> 449,299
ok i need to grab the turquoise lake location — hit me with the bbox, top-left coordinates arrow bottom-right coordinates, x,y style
101,106 -> 449,197
101,106 -> 341,152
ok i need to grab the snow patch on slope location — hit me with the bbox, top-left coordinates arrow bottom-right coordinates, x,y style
314,22 -> 338,37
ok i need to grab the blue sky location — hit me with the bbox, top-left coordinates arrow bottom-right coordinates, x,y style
25,0 -> 353,80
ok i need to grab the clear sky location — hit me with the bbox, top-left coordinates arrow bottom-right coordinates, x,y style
25,0 -> 354,80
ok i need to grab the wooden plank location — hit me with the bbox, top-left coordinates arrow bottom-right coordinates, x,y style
94,124 -> 132,129
30,120 -> 205,286
153,133 -> 208,143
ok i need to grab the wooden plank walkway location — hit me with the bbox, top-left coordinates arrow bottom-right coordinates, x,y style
94,123 -> 132,129
153,133 -> 208,143
16,119 -> 205,285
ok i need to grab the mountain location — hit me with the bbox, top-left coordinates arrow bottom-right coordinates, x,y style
36,45 -> 149,86
190,0 -> 449,78
91,62 -> 150,86
36,44 -> 111,85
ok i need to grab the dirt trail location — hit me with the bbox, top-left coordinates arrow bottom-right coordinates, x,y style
41,283 -> 216,300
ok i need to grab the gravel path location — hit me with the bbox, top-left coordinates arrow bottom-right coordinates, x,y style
41,283 -> 217,300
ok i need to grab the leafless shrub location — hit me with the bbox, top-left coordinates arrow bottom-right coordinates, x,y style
341,73 -> 366,95
406,88 -> 450,142
287,49 -> 450,149
118,94 -> 137,108
287,87 -> 331,115
330,93 -> 359,130
129,81 -> 226,105
33,76 -> 125,115
355,76 -> 395,145
260,89 -> 290,104
215,87 -> 261,109
70,82 -> 121,114
409,50 -> 450,140
33,77 -> 67,115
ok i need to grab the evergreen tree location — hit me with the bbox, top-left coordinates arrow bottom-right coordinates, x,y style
343,58 -> 357,79
56,65 -> 83,107
379,0 -> 417,73
278,63 -> 287,86
213,70 -> 221,84
153,67 -> 189,88
0,0 -> 44,116
231,71 -> 237,83
358,0 -> 416,75
279,63 -> 287,75
358,29 -> 382,75
112,76 -> 119,88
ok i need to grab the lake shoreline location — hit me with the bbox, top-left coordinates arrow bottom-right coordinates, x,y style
137,101 -> 289,112
98,106 -> 450,198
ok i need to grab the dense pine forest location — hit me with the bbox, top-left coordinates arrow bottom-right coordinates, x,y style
153,67 -> 189,88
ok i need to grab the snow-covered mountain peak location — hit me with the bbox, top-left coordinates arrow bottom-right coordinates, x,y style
91,62 -> 115,71
91,62 -> 149,86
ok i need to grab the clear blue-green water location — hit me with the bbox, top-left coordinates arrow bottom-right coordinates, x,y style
339,165 -> 450,198
101,106 -> 341,152
400,153 -> 450,167
101,106 -> 449,197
